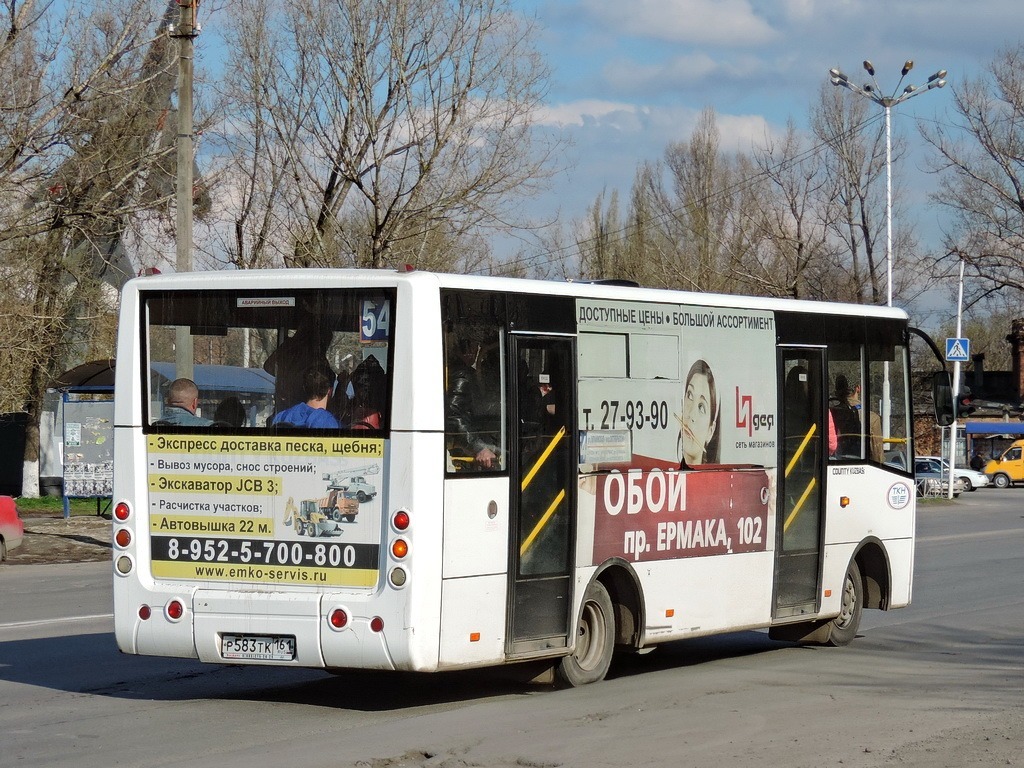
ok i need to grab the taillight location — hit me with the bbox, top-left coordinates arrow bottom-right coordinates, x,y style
114,501 -> 131,521
329,608 -> 348,629
166,599 -> 184,621
370,617 -> 384,633
114,528 -> 132,548
138,605 -> 152,620
392,509 -> 410,530
391,539 -> 408,559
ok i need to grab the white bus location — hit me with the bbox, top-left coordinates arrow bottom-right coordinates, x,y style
111,268 -> 928,686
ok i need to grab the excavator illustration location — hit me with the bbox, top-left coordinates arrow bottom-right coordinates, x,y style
282,496 -> 342,538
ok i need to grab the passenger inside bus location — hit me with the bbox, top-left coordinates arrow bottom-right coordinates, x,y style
264,313 -> 334,414
160,378 -> 213,426
271,364 -> 340,429
214,396 -> 247,428
445,335 -> 500,470
346,355 -> 386,430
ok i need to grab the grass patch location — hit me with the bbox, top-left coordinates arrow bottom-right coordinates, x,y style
13,495 -> 111,517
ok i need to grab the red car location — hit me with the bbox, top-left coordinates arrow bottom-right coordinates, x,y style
0,495 -> 24,561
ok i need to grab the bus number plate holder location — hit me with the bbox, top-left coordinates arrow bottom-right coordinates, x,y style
221,634 -> 296,661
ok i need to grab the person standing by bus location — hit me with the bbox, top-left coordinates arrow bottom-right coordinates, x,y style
161,378 -> 213,426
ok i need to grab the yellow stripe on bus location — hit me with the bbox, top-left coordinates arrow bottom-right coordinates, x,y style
784,477 -> 817,533
784,423 -> 817,478
520,488 -> 567,557
521,427 -> 566,491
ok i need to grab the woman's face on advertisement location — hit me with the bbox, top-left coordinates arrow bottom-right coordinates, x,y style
682,373 -> 714,462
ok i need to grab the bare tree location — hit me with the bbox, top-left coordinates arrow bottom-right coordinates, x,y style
208,0 -> 557,272
924,42 -> 1024,303
0,0 -> 186,494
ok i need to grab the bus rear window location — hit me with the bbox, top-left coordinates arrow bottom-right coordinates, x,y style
143,289 -> 394,431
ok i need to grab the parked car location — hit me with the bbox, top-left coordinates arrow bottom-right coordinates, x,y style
983,440 -> 1024,488
919,456 -> 990,491
0,495 -> 24,561
913,458 -> 968,498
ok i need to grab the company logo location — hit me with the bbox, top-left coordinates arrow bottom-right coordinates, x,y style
735,387 -> 775,437
888,483 -> 912,510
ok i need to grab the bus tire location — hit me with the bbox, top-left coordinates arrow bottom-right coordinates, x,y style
993,473 -> 1011,489
824,560 -> 863,647
556,581 -> 615,687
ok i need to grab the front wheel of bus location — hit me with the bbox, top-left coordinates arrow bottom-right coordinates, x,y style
825,560 -> 863,647
556,581 -> 615,687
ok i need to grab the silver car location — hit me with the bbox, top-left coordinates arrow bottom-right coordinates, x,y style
914,458 -> 969,497
919,456 -> 990,492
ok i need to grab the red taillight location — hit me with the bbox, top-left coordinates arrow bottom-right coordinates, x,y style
370,616 -> 384,633
114,501 -> 131,521
329,609 -> 348,629
115,528 -> 131,547
166,600 -> 184,620
138,605 -> 151,620
391,539 -> 408,559
392,510 -> 410,530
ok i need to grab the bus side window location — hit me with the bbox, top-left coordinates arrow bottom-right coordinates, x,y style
444,328 -> 504,472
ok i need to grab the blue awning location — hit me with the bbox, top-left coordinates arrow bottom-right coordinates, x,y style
150,363 -> 275,394
965,421 -> 1024,436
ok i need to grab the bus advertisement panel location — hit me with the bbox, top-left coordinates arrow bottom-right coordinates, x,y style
146,435 -> 384,587
576,300 -> 776,567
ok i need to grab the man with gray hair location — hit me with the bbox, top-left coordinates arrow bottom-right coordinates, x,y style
161,378 -> 213,426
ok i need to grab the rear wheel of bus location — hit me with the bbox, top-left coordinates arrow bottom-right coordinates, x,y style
556,581 -> 615,687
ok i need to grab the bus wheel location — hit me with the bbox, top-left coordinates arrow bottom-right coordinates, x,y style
993,473 -> 1010,489
824,560 -> 863,647
556,581 -> 615,687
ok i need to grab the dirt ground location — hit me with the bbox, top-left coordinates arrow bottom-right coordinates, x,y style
4,514 -> 112,565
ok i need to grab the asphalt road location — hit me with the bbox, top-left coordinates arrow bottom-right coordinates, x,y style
1,490 -> 1022,768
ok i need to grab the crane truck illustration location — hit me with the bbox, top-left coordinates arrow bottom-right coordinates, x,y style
282,464 -> 381,536
317,464 -> 380,522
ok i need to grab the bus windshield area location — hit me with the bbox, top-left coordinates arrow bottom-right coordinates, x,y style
143,288 -> 394,432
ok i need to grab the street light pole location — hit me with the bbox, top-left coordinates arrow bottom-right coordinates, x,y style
829,60 -> 946,307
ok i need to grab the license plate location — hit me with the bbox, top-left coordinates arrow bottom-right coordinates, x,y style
221,634 -> 296,661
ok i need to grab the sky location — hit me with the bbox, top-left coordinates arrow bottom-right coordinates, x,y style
521,0 -> 1005,206
505,0 -> 1021,322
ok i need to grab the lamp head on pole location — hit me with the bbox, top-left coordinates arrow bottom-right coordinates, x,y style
863,60 -> 875,76
901,60 -> 914,76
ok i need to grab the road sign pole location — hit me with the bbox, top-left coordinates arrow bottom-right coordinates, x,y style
948,258 -> 966,499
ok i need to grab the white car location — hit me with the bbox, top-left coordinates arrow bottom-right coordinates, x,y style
919,456 -> 990,492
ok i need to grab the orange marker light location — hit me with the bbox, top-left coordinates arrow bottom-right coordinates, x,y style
840,496 -> 851,508
470,632 -> 481,642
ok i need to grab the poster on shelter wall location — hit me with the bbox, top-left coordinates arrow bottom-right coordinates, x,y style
63,398 -> 114,498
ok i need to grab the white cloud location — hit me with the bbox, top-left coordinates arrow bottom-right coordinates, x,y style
578,0 -> 777,46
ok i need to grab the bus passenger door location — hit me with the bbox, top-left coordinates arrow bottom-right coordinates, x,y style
507,335 -> 576,656
774,348 -> 826,619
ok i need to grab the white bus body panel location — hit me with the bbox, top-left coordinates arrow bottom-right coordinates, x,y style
438,476 -> 510,667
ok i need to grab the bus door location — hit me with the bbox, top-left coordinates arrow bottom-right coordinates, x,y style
507,335 -> 576,656
774,347 -> 826,619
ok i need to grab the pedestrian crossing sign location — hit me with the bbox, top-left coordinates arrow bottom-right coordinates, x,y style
945,337 -> 970,362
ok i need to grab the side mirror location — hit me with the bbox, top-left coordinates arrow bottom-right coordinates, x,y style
932,371 -> 954,427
